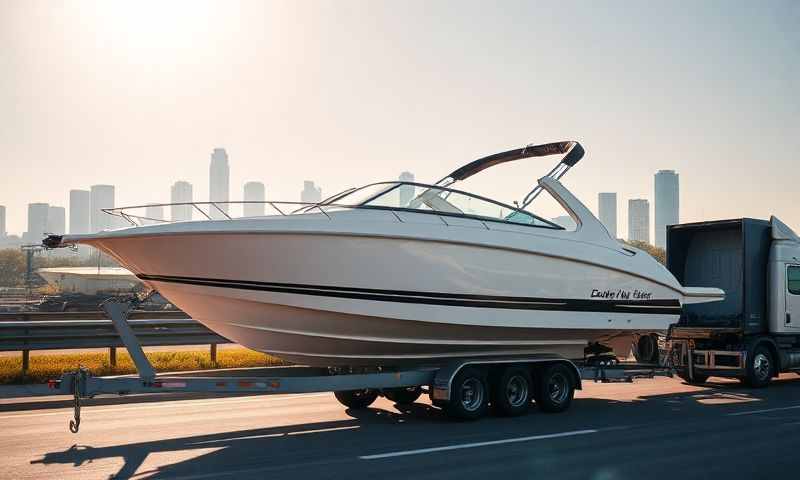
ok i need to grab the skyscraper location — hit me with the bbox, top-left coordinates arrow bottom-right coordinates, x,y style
69,189 -> 91,234
47,206 -> 66,234
26,203 -> 49,243
170,181 -> 193,222
654,170 -> 679,248
399,171 -> 415,206
144,204 -> 165,225
243,181 -> 266,217
628,199 -> 650,243
0,205 -> 5,237
90,185 -> 115,232
209,148 -> 230,219
301,181 -> 322,203
598,192 -> 617,238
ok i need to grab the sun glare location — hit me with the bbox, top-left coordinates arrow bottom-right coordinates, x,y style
76,0 -> 224,60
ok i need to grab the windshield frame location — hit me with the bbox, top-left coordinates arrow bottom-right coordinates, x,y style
323,181 -> 564,230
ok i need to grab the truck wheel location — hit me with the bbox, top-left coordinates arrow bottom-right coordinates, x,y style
443,367 -> 489,420
384,386 -> 423,405
492,366 -> 532,417
678,373 -> 709,385
741,345 -> 774,388
334,389 -> 379,409
534,363 -> 575,413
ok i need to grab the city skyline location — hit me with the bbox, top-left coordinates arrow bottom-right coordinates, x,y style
300,181 -> 323,204
243,181 -> 266,217
628,199 -> 650,243
209,148 -> 230,219
69,190 -> 91,234
170,180 -> 193,222
1,2 -> 796,238
598,193 -> 617,238
654,170 -> 680,248
0,161 -> 678,246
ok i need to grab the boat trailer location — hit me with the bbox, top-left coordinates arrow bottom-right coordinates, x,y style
49,299 -> 675,432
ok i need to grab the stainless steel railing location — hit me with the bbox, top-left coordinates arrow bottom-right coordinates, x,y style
104,200 -> 339,227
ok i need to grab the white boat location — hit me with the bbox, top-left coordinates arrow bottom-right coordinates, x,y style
44,141 -> 723,367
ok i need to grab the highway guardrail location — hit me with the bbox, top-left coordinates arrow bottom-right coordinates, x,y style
0,311 -> 230,375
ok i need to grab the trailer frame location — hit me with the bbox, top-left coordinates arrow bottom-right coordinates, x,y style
49,299 -> 674,432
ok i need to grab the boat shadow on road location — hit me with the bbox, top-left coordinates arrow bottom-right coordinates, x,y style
29,376 -> 800,480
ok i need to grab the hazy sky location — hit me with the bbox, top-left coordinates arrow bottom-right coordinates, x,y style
1,0 -> 797,237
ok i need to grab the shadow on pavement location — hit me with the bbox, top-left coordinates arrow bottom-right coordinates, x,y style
0,391 -> 261,413
30,376 -> 800,479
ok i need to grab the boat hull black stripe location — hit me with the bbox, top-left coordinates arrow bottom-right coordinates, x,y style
138,274 -> 681,315
138,274 -> 681,307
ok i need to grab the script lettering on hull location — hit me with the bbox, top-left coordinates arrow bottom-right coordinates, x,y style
591,288 -> 653,300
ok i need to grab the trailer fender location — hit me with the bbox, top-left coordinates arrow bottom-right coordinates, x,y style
431,357 -> 581,403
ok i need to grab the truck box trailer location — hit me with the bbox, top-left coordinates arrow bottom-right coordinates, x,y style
668,216 -> 800,386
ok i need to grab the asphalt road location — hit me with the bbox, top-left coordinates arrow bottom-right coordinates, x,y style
2,374 -> 799,479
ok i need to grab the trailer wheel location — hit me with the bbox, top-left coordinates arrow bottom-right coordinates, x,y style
634,334 -> 660,364
534,363 -> 575,413
741,345 -> 774,388
492,366 -> 532,417
384,386 -> 423,405
334,389 -> 379,409
443,367 -> 489,420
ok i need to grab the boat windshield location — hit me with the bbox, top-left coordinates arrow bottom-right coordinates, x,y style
331,182 -> 562,229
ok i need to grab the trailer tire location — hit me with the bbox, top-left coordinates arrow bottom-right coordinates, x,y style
634,334 -> 660,364
334,389 -> 379,409
741,345 -> 774,388
534,363 -> 575,413
384,386 -> 423,405
492,366 -> 532,417
443,367 -> 489,420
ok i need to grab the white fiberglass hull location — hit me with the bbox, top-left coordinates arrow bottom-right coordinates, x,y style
69,211 -> 691,366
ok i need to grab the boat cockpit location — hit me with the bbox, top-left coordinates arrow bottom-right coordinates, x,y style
310,140 -> 585,230
317,181 -> 564,229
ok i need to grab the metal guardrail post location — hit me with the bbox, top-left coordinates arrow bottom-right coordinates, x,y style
109,347 -> 117,367
210,343 -> 217,365
22,350 -> 29,376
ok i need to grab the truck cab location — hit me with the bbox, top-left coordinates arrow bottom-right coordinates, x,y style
668,216 -> 800,387
768,218 -> 800,334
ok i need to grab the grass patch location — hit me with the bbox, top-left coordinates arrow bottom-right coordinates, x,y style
0,348 -> 287,385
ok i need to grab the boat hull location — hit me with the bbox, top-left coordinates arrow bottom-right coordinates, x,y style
78,225 -> 683,367
147,281 -> 637,365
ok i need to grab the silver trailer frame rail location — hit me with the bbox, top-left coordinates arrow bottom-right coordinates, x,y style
49,299 -> 673,432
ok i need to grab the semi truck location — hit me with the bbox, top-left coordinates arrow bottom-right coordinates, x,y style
668,216 -> 800,387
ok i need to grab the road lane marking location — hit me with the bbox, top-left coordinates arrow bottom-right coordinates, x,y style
359,429 -> 599,460
727,404 -> 800,416
0,392 -> 331,420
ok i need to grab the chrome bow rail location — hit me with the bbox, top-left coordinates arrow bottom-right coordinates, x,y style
103,200 -> 341,226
